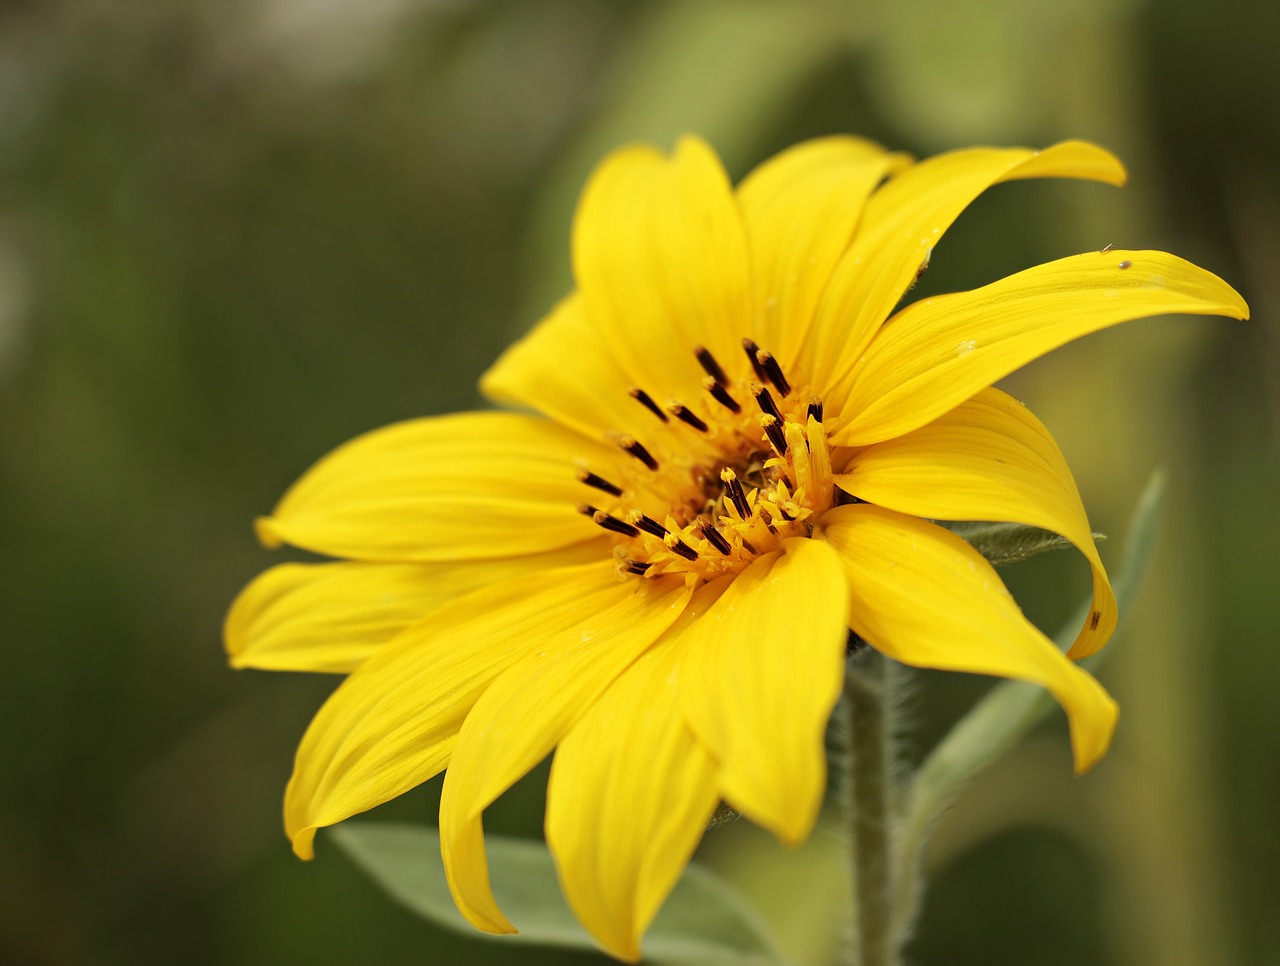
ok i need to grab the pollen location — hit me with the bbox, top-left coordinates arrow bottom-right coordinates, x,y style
575,343 -> 837,583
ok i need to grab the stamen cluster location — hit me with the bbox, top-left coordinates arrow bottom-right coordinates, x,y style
575,340 -> 837,583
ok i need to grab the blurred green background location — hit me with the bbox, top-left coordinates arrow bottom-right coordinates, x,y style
2,1 -> 1275,964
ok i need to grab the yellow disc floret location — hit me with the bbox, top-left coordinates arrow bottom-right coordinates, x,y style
574,341 -> 838,585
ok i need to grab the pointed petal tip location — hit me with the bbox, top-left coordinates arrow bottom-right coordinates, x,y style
254,515 -> 284,549
1187,262 -> 1249,320
450,876 -> 518,936
745,791 -> 821,851
596,934 -> 643,964
775,824 -> 811,851
441,811 -> 520,937
776,793 -> 823,848
674,132 -> 713,156
289,825 -> 317,861
1171,257 -> 1251,320
1071,695 -> 1119,775
1229,287 -> 1251,320
448,877 -> 519,934
471,915 -> 519,937
1040,139 -> 1128,186
475,363 -> 505,403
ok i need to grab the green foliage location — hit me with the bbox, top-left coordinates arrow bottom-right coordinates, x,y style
951,521 -> 1106,567
330,823 -> 787,965
891,470 -> 1166,946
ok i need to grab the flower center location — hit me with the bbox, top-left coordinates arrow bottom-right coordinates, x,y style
575,340 -> 837,584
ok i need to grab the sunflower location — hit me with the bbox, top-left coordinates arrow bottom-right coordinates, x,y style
226,135 -> 1247,961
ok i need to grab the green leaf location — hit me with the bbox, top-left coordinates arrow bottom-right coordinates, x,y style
889,469 -> 1166,943
949,520 -> 1105,566
330,822 -> 787,965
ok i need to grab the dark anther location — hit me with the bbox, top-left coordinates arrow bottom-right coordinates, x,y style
623,559 -> 651,576
577,503 -> 599,518
699,521 -> 731,556
762,414 -> 788,455
593,510 -> 641,538
778,504 -> 796,521
704,377 -> 741,414
740,538 -> 757,555
627,510 -> 668,539
694,345 -> 729,386
576,469 -> 623,497
741,338 -> 770,383
752,383 -> 782,422
665,536 -> 699,561
846,630 -> 869,656
629,386 -> 669,423
807,396 -> 824,424
619,436 -> 659,471
721,470 -> 751,519
757,350 -> 791,397
670,404 -> 709,433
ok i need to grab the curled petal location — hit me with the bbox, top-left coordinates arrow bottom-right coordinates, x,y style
821,505 -> 1118,773
835,249 -> 1249,445
811,140 -> 1127,399
837,387 -> 1113,657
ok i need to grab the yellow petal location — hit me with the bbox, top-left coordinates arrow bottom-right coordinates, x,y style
572,137 -> 751,403
438,577 -> 693,934
821,505 -> 1118,773
225,541 -> 609,673
284,560 -> 628,860
256,411 -> 610,561
481,293 -> 659,444
545,581 -> 727,962
736,136 -> 909,370
808,140 -> 1127,398
836,249 -> 1249,445
836,387 -> 1114,659
679,538 -> 849,845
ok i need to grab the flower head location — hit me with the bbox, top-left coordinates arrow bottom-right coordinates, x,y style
226,136 -> 1247,961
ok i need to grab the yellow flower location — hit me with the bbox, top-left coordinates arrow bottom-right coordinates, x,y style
226,136 -> 1247,961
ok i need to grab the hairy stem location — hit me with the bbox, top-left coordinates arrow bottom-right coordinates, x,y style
839,650 -> 898,966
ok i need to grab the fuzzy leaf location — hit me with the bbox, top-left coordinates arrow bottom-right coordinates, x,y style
330,822 -> 786,965
949,520 -> 1105,566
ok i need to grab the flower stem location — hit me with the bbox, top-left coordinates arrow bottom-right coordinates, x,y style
840,650 -> 897,966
